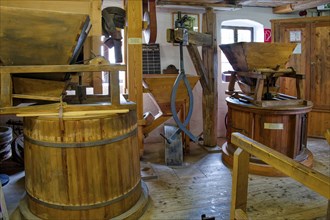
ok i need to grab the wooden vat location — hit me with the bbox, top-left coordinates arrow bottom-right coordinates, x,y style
143,74 -> 200,115
222,97 -> 313,176
21,110 -> 147,219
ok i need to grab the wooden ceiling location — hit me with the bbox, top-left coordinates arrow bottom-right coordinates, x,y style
156,0 -> 330,13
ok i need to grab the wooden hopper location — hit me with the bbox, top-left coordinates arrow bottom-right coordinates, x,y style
0,6 -> 90,103
143,74 -> 200,115
220,42 -> 299,102
219,42 -> 297,72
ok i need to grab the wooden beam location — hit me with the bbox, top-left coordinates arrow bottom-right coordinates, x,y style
0,102 -> 136,115
143,115 -> 171,136
201,8 -> 218,147
231,132 -> 330,199
0,64 -> 126,73
272,4 -> 293,14
273,0 -> 330,13
186,45 -> 210,92
157,1 -> 241,8
174,28 -> 213,46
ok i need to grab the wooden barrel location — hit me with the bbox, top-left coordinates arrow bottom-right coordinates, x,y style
222,97 -> 313,176
22,110 -> 144,219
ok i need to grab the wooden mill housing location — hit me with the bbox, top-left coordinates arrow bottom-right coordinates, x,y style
0,0 -> 329,220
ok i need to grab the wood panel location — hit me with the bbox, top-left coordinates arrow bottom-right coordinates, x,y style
254,114 -> 296,157
310,20 -> 330,110
308,111 -> 330,138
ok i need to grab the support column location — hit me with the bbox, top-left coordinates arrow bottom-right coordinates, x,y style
126,0 -> 144,154
201,8 -> 218,147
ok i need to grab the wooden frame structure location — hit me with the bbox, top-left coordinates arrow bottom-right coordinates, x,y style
230,132 -> 330,220
0,64 -> 132,115
225,69 -> 306,107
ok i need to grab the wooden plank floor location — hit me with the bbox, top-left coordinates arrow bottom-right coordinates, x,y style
2,138 -> 329,219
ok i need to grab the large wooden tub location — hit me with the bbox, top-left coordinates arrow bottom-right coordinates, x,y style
21,109 -> 147,219
222,97 -> 313,176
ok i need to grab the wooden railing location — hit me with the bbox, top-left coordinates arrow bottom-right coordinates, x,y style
230,132 -> 330,220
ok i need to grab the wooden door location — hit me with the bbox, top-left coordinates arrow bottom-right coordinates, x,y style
272,17 -> 330,138
274,22 -> 310,99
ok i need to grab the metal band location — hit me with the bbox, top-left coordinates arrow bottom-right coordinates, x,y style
27,180 -> 142,211
24,128 -> 137,148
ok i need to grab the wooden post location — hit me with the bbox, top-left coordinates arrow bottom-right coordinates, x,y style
0,71 -> 12,107
230,148 -> 249,220
126,0 -> 144,154
110,70 -> 120,106
88,0 -> 102,94
201,8 -> 218,147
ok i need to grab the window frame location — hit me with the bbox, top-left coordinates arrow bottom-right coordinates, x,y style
221,25 -> 254,43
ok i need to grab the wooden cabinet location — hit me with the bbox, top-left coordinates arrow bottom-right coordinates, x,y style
271,16 -> 330,138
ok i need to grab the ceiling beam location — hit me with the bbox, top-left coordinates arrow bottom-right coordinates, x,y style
157,0 -> 240,8
273,0 -> 330,14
